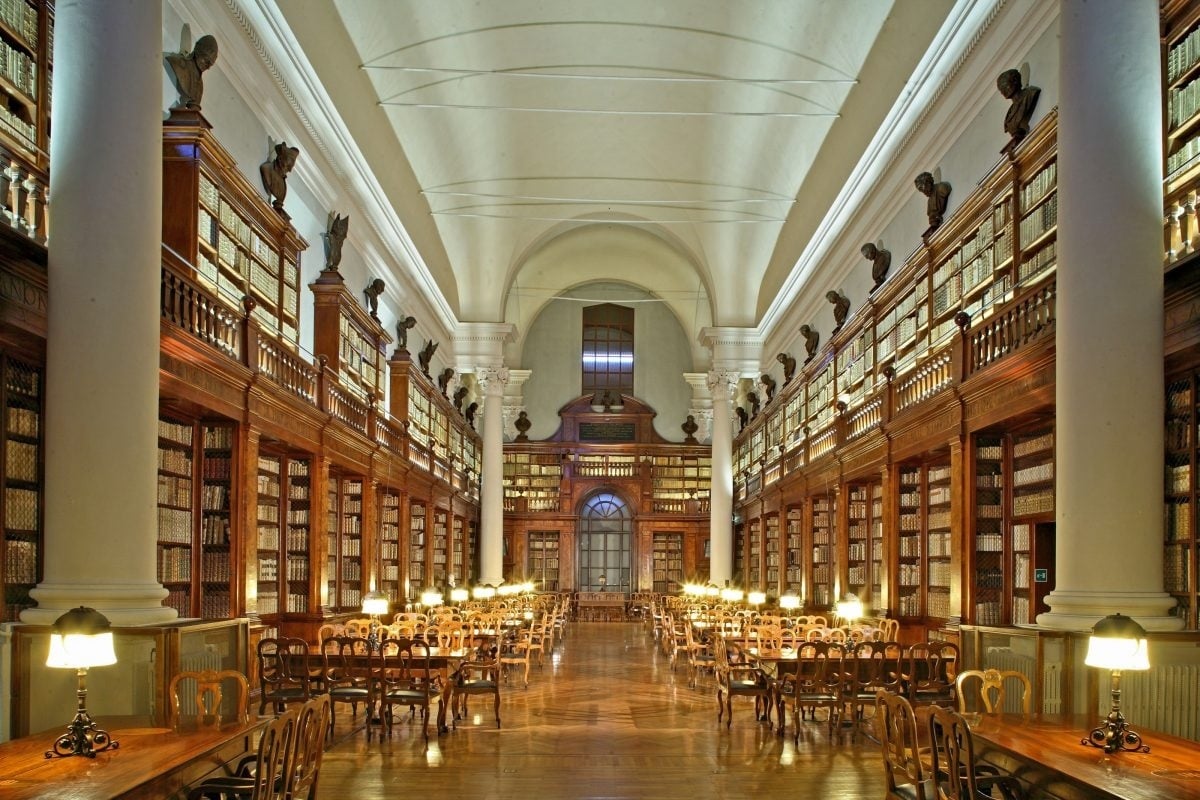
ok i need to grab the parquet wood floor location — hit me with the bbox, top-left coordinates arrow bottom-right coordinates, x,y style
317,621 -> 884,799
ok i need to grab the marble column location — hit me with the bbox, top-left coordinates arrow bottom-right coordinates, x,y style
25,0 -> 175,624
707,370 -> 738,584
1038,0 -> 1181,631
476,366 -> 509,585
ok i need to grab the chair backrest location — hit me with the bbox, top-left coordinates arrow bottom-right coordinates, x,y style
251,705 -> 299,800
927,705 -> 980,800
258,637 -> 311,698
342,618 -> 373,638
907,640 -> 959,695
382,637 -> 436,694
168,668 -> 249,730
287,694 -> 332,800
322,635 -> 372,687
876,691 -> 929,800
880,618 -> 901,642
794,641 -> 844,692
955,667 -> 1032,714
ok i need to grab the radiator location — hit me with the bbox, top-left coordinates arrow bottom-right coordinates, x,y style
982,647 -> 1063,714
1120,665 -> 1200,742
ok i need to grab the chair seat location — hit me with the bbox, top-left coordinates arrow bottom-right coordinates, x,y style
384,689 -> 430,703
730,679 -> 767,690
459,679 -> 498,689
329,687 -> 370,699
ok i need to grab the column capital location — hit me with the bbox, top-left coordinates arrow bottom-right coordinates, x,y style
706,369 -> 740,399
475,366 -> 510,396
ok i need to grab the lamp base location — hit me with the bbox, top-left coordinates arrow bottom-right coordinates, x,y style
1081,716 -> 1150,754
45,710 -> 118,759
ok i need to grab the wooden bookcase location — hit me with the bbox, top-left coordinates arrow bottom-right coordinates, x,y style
1166,375 -> 1198,626
326,474 -> 364,612
764,514 -> 780,591
254,451 -> 312,619
869,483 -> 884,609
432,508 -> 449,584
733,522 -> 745,582
155,415 -> 237,619
310,271 -> 390,402
747,517 -> 762,588
452,515 -> 465,585
407,500 -> 427,598
784,506 -> 803,593
651,532 -> 682,594
378,487 -> 402,604
809,493 -> 836,608
2,356 -> 41,622
845,481 -> 881,608
0,0 -> 50,168
925,461 -> 952,622
503,452 -> 562,513
896,467 -> 923,619
528,530 -> 561,591
972,433 -> 1006,625
893,458 -> 953,624
162,112 -> 307,348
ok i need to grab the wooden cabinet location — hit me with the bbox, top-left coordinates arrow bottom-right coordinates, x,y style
845,481 -> 881,608
764,514 -> 780,591
809,493 -> 836,608
1,355 -> 40,622
310,272 -> 390,402
407,500 -> 426,598
155,415 -> 237,619
503,452 -> 562,513
747,518 -> 761,588
784,506 -> 803,593
326,474 -> 365,612
0,0 -> 50,167
650,532 -> 682,594
378,486 -> 402,603
162,113 -> 307,349
254,452 -> 311,619
972,434 -> 1006,625
1165,375 -> 1197,627
529,531 -> 561,591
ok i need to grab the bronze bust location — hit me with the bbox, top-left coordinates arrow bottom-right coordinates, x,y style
776,352 -> 796,384
800,325 -> 820,364
915,171 -> 951,236
826,290 -> 851,333
165,34 -> 218,110
363,278 -> 385,320
862,242 -> 891,292
260,143 -> 300,219
325,214 -> 349,273
395,316 -> 417,352
998,68 -> 1040,153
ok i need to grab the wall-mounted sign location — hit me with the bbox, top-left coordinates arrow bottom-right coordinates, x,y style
579,422 -> 636,442
1034,568 -> 1049,583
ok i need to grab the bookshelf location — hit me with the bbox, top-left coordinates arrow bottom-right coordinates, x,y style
408,501 -> 426,598
845,483 -> 877,606
809,493 -> 836,608
0,0 -> 50,167
503,451 -> 563,513
784,506 -> 803,593
1165,375 -> 1197,627
733,522 -> 745,582
1011,427 -> 1054,518
326,475 -> 364,612
1165,3 -> 1200,190
1016,160 -> 1057,288
528,531 -> 561,591
764,514 -> 780,591
310,271 -> 391,401
925,461 -> 952,622
433,508 -> 449,584
162,114 -> 307,348
2,356 -> 40,622
283,456 -> 312,615
379,487 -> 402,604
972,434 -> 1005,626
651,532 -> 683,594
452,515 -> 465,585
199,424 -> 234,619
156,416 -> 194,617
467,520 -> 478,585
747,518 -> 762,588
649,453 -> 711,509
255,454 -> 282,617
869,483 -> 884,609
897,467 -> 923,619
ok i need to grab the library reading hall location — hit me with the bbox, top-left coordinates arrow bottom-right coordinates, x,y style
2,0 -> 1200,798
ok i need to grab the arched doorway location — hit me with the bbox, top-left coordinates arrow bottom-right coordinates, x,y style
577,491 -> 632,595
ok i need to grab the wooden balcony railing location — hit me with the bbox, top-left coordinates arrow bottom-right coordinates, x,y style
963,281 -> 1056,377
894,347 -> 955,413
0,148 -> 48,244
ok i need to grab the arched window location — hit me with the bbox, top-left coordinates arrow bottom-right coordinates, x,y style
582,303 -> 634,395
577,492 -> 632,594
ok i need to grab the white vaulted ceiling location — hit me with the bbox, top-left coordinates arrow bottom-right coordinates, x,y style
274,0 -> 955,340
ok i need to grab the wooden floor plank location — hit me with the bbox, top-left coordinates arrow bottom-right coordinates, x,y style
316,621 -> 884,799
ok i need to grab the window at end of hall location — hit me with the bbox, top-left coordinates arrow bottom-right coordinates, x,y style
582,303 -> 633,396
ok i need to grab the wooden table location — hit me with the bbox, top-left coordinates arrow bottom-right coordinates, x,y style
966,713 -> 1200,800
575,592 -> 626,621
0,718 -> 264,800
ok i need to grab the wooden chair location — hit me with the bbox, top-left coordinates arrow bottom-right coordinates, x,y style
257,637 -> 312,716
879,617 -> 901,642
684,618 -> 716,687
778,641 -> 846,737
321,636 -> 375,737
714,636 -> 773,728
168,668 -> 249,730
845,641 -> 903,729
906,641 -> 959,707
186,704 -> 298,800
342,618 -> 373,638
378,637 -> 441,741
287,694 -> 332,800
876,691 -> 933,800
498,626 -> 537,688
955,668 -> 1032,715
449,644 -> 501,729
927,705 -> 1025,800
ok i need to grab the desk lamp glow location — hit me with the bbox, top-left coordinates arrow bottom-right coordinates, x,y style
45,606 -> 118,758
1082,613 -> 1151,753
